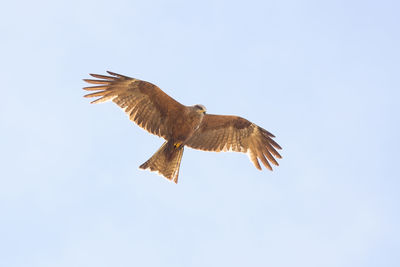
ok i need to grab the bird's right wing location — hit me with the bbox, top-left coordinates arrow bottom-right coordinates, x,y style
185,114 -> 282,170
83,71 -> 186,139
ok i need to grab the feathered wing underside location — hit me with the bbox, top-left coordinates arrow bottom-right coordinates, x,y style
185,114 -> 282,170
83,71 -> 185,138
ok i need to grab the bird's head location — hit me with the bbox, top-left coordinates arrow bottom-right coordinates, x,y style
193,104 -> 207,114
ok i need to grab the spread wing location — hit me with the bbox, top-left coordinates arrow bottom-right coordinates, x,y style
185,114 -> 282,170
83,71 -> 186,139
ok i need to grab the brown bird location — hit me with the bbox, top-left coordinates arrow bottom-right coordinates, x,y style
83,71 -> 282,183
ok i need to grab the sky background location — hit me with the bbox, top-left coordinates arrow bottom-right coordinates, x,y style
1,0 -> 399,266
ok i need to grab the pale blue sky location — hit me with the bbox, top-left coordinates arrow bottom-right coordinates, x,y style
1,0 -> 399,266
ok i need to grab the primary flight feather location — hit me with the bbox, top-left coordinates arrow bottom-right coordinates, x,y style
83,71 -> 282,183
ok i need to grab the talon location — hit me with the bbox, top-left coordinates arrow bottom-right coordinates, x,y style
174,142 -> 182,148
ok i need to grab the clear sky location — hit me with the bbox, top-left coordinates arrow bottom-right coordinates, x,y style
1,0 -> 399,266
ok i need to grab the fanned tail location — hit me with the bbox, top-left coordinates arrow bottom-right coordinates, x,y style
139,141 -> 184,183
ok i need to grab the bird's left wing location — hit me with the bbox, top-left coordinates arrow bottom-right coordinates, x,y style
185,114 -> 282,170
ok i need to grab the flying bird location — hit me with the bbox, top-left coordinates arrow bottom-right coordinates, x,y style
83,71 -> 282,183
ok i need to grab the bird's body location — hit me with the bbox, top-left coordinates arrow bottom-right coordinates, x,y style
84,71 -> 282,183
167,104 -> 205,146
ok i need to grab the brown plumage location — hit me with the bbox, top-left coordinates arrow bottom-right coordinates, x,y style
83,71 -> 282,183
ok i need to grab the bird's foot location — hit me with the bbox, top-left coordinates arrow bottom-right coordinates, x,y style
174,142 -> 182,148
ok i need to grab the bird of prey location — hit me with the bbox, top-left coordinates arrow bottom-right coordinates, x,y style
83,71 -> 282,183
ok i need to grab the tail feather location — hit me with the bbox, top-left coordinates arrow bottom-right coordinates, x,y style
139,141 -> 184,183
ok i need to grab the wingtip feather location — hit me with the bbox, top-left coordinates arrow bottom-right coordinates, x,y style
83,79 -> 112,85
259,153 -> 273,171
83,85 -> 109,91
106,71 -> 128,78
89,73 -> 115,80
